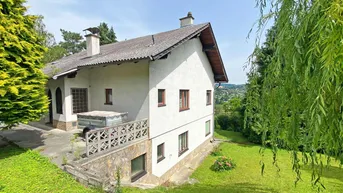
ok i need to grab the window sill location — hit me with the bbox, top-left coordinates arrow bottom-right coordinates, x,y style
178,148 -> 189,157
104,102 -> 113,105
206,103 -> 212,106
131,171 -> 147,182
158,104 -> 166,107
157,156 -> 165,163
205,132 -> 211,137
179,108 -> 190,112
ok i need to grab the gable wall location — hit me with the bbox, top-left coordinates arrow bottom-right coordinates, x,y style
149,37 -> 215,176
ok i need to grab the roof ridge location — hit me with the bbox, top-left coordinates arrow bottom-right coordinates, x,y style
99,22 -> 209,48
43,22 -> 213,77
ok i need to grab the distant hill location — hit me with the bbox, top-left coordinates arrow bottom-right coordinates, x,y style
215,83 -> 245,89
214,84 -> 246,104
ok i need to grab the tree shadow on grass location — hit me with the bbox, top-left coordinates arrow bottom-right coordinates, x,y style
0,142 -> 27,160
171,182 -> 278,193
0,128 -> 46,160
301,164 -> 343,183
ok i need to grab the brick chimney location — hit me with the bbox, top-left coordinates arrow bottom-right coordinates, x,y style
179,12 -> 194,28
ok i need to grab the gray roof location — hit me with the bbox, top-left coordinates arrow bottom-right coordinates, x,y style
44,23 -> 209,76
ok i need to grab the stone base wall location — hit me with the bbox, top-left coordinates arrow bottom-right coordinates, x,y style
53,120 -> 76,131
66,137 -> 214,187
80,139 -> 153,183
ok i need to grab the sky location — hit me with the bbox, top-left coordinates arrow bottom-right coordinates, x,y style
26,0 -> 267,84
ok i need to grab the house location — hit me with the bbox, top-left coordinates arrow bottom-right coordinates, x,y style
43,12 -> 228,184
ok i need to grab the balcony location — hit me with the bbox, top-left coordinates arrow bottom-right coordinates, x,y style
85,118 -> 148,157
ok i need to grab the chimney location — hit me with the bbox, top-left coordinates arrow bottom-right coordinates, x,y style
179,12 -> 194,28
84,27 -> 100,57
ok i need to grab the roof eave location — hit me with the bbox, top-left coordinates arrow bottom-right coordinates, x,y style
207,23 -> 228,83
152,23 -> 210,61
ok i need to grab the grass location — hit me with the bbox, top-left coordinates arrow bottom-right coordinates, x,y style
213,129 -> 249,144
2,131 -> 343,193
0,144 -> 101,193
125,130 -> 343,193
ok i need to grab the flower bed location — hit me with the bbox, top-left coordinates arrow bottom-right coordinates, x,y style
211,156 -> 236,172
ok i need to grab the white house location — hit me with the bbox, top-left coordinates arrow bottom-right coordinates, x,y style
43,12 -> 228,184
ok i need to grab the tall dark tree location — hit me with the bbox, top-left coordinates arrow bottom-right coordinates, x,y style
43,45 -> 66,64
34,15 -> 55,47
98,22 -> 117,45
0,0 -> 48,129
34,16 -> 66,64
243,26 -> 277,143
59,29 -> 86,55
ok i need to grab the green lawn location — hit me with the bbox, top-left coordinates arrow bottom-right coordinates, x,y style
125,130 -> 343,193
2,131 -> 343,193
213,129 -> 249,143
0,144 -> 100,193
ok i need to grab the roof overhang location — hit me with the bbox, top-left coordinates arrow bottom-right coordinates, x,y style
199,24 -> 228,82
152,23 -> 228,83
52,68 -> 78,80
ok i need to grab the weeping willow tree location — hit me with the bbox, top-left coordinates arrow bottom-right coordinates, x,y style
246,0 -> 343,188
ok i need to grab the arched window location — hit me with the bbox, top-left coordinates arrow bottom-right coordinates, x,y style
55,87 -> 63,114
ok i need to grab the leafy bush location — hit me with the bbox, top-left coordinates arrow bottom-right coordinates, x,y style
229,113 -> 243,132
211,156 -> 236,172
210,146 -> 223,156
216,113 -> 243,132
216,114 -> 230,130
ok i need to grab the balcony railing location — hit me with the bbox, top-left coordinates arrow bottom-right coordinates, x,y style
85,118 -> 148,157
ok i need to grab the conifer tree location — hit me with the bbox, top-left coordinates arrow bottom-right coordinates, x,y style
0,0 -> 48,129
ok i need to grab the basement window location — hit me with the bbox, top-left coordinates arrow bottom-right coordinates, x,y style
157,143 -> 165,163
205,120 -> 211,136
178,131 -> 188,156
131,154 -> 146,182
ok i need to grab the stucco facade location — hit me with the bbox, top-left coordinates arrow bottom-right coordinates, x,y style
46,37 -> 216,183
45,61 -> 149,130
149,37 -> 214,176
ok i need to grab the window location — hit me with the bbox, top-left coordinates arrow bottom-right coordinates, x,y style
205,120 -> 211,136
71,88 -> 88,114
131,154 -> 146,182
105,89 -> 112,105
158,89 -> 166,107
157,143 -> 165,163
178,131 -> 188,156
179,90 -> 189,111
55,87 -> 63,114
206,90 -> 212,105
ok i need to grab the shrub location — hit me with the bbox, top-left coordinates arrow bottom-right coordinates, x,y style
228,112 -> 243,132
216,113 -> 243,132
211,156 -> 236,172
216,114 -> 230,130
210,146 -> 223,157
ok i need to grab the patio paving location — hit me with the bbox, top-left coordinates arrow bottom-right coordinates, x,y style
0,123 -> 86,168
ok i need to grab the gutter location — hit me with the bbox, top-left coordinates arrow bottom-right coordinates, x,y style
52,68 -> 78,80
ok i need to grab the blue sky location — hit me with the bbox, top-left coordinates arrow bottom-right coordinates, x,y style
26,0 -> 266,84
